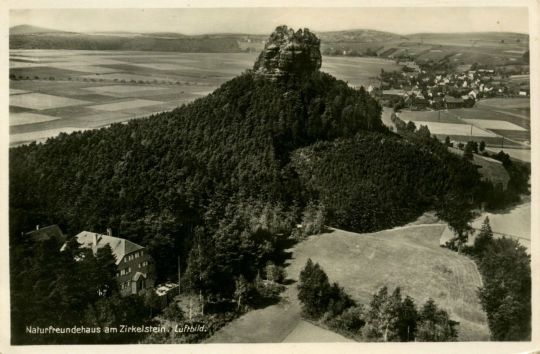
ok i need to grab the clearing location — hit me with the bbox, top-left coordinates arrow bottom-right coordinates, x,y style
208,225 -> 489,342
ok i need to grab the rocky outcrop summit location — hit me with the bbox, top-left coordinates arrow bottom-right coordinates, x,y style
253,26 -> 322,80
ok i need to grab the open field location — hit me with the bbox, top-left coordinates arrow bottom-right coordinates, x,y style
398,96 -> 530,148
10,112 -> 60,127
10,92 -> 89,110
89,99 -> 163,112
407,121 -> 497,137
475,201 -> 530,250
449,107 -> 529,130
397,110 -> 463,124
10,50 -> 406,145
322,56 -> 402,88
485,147 -> 531,163
462,119 -> 526,131
288,226 -> 489,341
441,201 -> 530,253
210,225 -> 490,342
476,98 -> 530,110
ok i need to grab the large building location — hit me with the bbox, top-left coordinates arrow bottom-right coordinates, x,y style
68,231 -> 155,296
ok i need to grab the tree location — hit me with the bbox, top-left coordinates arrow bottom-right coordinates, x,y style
264,261 -> 285,283
463,141 -> 475,160
363,286 -> 403,342
397,296 -> 418,341
437,193 -> 474,252
473,216 -> 493,257
416,125 -> 431,140
444,136 -> 453,147
84,294 -> 153,343
95,244 -> 118,296
234,275 -> 252,312
416,298 -> 458,341
297,259 -> 332,319
479,141 -> 486,152
406,121 -> 417,132
478,238 -> 531,340
326,282 -> 356,318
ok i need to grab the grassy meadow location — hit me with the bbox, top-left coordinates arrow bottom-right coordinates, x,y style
288,226 -> 490,341
209,225 -> 490,342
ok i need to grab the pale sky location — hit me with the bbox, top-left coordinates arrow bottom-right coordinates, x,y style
10,7 -> 529,35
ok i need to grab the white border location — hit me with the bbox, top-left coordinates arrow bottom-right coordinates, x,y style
1,1 -> 538,353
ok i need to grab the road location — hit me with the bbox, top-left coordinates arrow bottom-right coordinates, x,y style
206,245 -> 353,343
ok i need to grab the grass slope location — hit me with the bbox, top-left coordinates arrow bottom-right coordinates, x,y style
287,226 -> 490,341
208,224 -> 489,342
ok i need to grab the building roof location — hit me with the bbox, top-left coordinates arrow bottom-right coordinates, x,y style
26,225 -> 66,243
133,272 -> 146,281
74,231 -> 144,265
382,89 -> 408,97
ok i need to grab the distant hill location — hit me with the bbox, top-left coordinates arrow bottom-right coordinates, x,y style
318,29 -> 407,42
407,32 -> 529,42
10,24 -> 70,35
10,24 -> 530,65
10,31 -> 241,52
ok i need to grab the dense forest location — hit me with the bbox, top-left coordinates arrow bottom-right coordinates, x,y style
9,32 -> 527,342
290,132 -> 488,232
10,34 -> 241,52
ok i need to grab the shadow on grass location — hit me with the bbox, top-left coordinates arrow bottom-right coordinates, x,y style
282,278 -> 297,286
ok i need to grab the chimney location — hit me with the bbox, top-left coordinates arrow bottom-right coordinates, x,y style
106,228 -> 112,236
92,233 -> 98,250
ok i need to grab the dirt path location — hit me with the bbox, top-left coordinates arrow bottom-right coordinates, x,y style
206,246 -> 352,343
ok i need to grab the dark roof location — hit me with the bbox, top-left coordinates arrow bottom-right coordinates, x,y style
25,225 -> 66,243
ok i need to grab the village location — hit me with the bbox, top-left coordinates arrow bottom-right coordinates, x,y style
376,62 -> 529,111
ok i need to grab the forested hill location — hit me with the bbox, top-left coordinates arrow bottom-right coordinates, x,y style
10,33 -> 241,52
10,28 -> 497,341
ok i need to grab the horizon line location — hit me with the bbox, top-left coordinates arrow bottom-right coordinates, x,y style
10,24 -> 530,36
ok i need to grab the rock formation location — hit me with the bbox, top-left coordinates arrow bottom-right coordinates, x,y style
253,26 -> 322,80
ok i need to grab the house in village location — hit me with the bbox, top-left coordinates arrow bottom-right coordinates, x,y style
62,230 -> 155,296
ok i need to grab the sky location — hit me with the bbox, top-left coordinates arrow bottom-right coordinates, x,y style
10,7 -> 529,35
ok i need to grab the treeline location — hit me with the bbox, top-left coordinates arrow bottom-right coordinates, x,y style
298,259 -> 458,341
465,218 -> 531,340
10,34 -> 241,52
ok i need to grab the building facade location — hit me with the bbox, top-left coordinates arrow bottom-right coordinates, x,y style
69,231 -> 155,296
